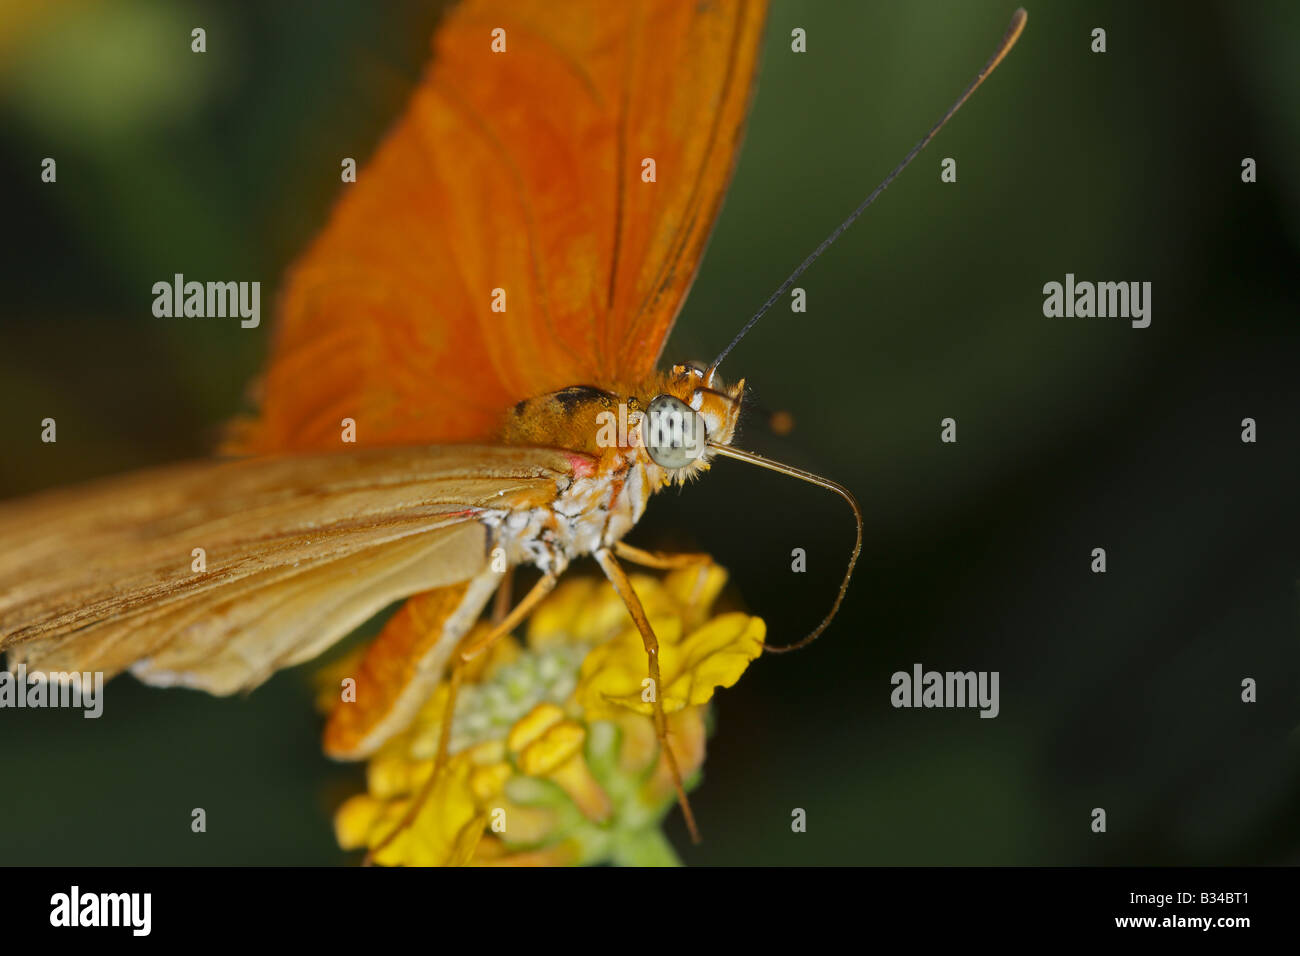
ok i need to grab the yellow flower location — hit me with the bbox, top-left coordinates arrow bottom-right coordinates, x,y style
331,561 -> 764,866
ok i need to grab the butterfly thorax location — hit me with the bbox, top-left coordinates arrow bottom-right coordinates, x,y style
488,366 -> 744,575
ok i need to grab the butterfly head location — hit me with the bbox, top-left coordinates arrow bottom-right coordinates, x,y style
637,363 -> 744,484
500,366 -> 743,486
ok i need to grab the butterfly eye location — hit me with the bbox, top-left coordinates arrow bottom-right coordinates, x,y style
642,394 -> 708,469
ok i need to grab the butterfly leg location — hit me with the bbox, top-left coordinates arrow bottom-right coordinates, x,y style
593,547 -> 701,845
612,540 -> 712,570
364,571 -> 558,864
491,564 -> 515,625
613,541 -> 716,606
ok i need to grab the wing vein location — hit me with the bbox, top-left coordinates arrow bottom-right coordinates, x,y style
623,2 -> 754,368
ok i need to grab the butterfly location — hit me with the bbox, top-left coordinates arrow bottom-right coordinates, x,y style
0,0 -> 1025,851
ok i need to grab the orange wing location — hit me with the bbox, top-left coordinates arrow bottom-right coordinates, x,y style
0,446 -> 575,693
234,0 -> 768,454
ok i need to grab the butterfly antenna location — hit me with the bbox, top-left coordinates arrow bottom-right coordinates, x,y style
706,8 -> 1027,381
707,443 -> 862,652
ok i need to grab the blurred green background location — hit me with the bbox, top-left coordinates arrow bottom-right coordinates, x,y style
2,0 -> 1298,865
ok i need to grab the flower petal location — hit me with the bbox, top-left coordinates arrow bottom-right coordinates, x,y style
577,613 -> 764,718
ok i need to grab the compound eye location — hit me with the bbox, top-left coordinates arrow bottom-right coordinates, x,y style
641,394 -> 708,469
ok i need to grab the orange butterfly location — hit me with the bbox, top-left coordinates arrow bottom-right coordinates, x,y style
0,1 -> 1025,853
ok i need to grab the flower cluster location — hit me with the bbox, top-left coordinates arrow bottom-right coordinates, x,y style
329,562 -> 764,866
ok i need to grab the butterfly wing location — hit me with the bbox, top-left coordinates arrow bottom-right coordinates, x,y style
0,446 -> 577,693
323,584 -> 491,759
3,0 -> 769,750
233,0 -> 769,453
